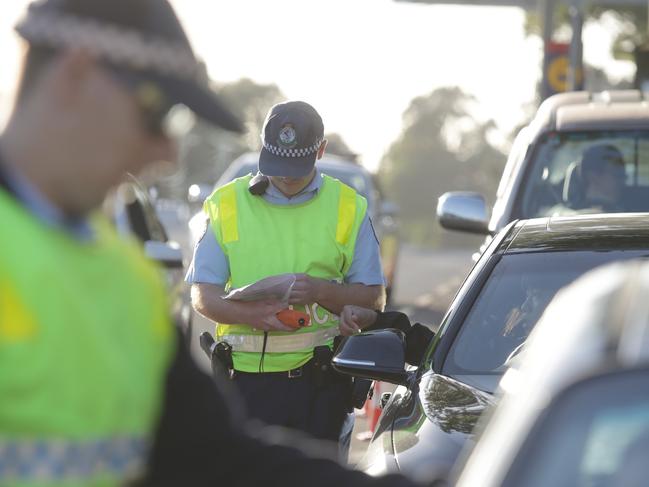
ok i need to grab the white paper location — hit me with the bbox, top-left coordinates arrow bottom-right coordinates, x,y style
223,273 -> 296,304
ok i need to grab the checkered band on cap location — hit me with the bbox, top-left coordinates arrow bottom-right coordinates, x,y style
0,436 -> 148,483
262,137 -> 323,158
15,11 -> 201,81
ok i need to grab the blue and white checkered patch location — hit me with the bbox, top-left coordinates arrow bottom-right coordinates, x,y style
0,436 -> 149,483
261,136 -> 323,158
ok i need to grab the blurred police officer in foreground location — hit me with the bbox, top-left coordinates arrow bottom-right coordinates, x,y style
187,100 -> 386,455
0,1 -> 421,486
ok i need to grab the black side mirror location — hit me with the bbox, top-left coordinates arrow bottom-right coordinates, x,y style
332,329 -> 408,385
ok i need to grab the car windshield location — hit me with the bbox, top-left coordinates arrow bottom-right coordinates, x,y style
444,250 -> 649,393
502,368 -> 649,487
519,131 -> 649,218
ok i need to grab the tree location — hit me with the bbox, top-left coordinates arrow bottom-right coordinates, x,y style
525,5 -> 645,56
324,132 -> 359,162
157,78 -> 285,198
379,87 -> 505,247
218,78 -> 286,151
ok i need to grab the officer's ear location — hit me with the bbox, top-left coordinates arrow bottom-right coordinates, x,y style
52,48 -> 96,107
316,139 -> 328,160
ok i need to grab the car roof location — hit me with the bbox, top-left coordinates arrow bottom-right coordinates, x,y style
528,90 -> 649,135
214,151 -> 376,204
499,213 -> 649,253
219,151 -> 371,180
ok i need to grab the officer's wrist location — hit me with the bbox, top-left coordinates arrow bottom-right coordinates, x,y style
313,277 -> 330,303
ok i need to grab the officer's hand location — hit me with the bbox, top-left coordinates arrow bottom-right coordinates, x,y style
289,274 -> 323,306
246,301 -> 295,332
339,305 -> 377,336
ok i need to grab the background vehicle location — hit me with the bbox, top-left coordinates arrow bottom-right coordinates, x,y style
455,259 -> 649,487
438,90 -> 649,247
187,152 -> 400,302
332,213 -> 649,482
104,174 -> 192,337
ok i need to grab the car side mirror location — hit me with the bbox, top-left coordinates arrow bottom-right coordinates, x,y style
332,329 -> 409,385
144,240 -> 184,269
437,191 -> 489,235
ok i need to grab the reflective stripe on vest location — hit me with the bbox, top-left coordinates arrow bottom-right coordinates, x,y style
0,436 -> 148,483
220,183 -> 239,244
336,183 -> 356,245
0,191 -> 174,487
217,327 -> 340,353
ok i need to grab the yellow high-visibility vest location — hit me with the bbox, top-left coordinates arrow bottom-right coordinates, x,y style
203,173 -> 367,372
0,189 -> 174,487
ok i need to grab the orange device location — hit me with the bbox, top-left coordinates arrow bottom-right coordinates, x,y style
276,309 -> 311,329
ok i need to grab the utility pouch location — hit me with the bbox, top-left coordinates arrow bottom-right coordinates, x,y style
312,345 -> 334,388
215,341 -> 233,369
350,378 -> 373,410
199,332 -> 234,380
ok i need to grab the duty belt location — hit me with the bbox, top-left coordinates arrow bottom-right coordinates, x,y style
218,327 -> 339,353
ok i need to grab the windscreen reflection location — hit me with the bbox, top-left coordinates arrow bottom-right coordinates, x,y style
444,250 -> 649,392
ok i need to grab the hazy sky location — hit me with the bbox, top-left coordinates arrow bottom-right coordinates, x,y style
0,0 -> 634,170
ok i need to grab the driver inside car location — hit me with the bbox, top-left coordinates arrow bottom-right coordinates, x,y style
549,144 -> 628,216
501,278 -> 555,341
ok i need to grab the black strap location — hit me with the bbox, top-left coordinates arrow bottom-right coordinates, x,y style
0,149 -> 18,198
258,331 -> 269,373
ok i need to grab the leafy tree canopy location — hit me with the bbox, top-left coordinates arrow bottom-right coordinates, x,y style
159,78 -> 285,197
525,5 -> 645,62
324,132 -> 359,162
379,87 -> 505,247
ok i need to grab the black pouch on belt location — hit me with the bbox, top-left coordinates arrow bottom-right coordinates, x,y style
214,341 -> 234,378
312,345 -> 334,388
349,378 -> 373,411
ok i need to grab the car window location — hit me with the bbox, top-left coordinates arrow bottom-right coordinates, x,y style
502,368 -> 649,487
519,131 -> 649,218
443,250 -> 649,392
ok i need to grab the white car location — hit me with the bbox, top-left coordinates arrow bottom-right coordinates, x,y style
437,90 -> 649,257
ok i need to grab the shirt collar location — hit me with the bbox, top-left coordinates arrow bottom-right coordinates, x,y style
0,151 -> 94,241
263,169 -> 322,206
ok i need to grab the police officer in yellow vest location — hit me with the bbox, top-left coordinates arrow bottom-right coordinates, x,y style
0,1 -> 421,487
187,101 -> 386,447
